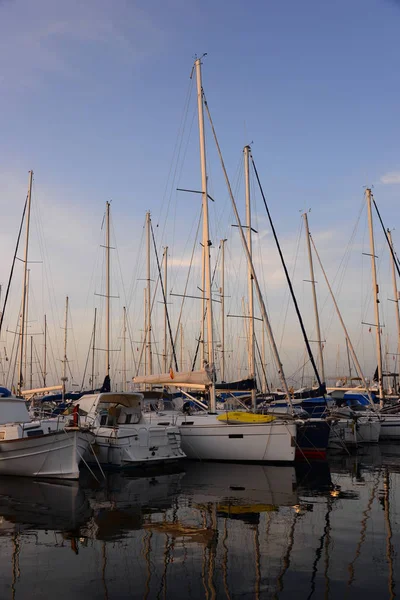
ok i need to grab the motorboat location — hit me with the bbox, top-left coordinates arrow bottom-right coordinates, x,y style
73,391 -> 185,468
0,391 -> 92,479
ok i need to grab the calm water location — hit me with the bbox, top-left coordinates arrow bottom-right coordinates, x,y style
1,445 -> 400,599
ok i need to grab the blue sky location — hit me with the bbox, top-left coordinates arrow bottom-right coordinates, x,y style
1,0 -> 400,389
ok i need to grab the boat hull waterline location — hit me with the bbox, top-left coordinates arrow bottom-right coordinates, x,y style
329,418 -> 381,448
87,426 -> 185,468
296,419 -> 331,460
176,416 -> 296,462
0,429 -> 93,479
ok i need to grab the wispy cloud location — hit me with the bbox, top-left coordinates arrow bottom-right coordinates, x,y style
380,171 -> 400,185
0,0 -> 166,91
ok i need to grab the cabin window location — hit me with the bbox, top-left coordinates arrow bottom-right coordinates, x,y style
228,434 -> 243,439
100,415 -> 107,426
27,429 -> 44,437
125,414 -> 132,424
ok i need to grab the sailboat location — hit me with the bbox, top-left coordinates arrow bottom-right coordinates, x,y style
0,171 -> 94,479
364,190 -> 400,439
326,190 -> 400,441
304,202 -> 381,447
73,202 -> 185,468
135,57 -> 297,463
240,152 -> 331,459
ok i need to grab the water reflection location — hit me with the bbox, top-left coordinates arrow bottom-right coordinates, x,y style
0,453 -> 398,599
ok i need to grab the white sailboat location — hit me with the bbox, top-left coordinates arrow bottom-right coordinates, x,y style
76,202 -> 185,468
365,190 -> 400,439
306,207 -> 382,446
136,57 -> 297,463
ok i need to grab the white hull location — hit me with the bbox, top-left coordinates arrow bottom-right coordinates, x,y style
173,414 -> 296,462
329,417 -> 381,448
88,425 -> 185,467
379,415 -> 400,439
0,429 -> 92,479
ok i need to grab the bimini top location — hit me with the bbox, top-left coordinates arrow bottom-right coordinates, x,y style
74,392 -> 144,415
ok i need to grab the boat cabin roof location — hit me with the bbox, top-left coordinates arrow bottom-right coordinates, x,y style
74,392 -> 144,415
0,396 -> 30,424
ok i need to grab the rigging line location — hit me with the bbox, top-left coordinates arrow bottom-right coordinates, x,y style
81,216 -> 104,327
167,206 -> 201,368
47,320 -> 60,384
6,304 -> 22,389
80,326 -> 94,390
33,338 -> 44,386
321,197 -> 364,340
126,315 -> 138,373
109,212 -> 125,306
168,205 -> 202,293
31,180 -> 63,360
373,198 -> 400,277
288,357 -> 311,383
127,223 -> 146,311
67,358 -> 74,386
278,217 -> 303,352
168,106 -> 197,272
0,196 -> 27,337
251,154 -> 323,390
190,243 -> 221,372
150,222 -> 179,371
135,238 -> 163,377
156,76 -> 195,253
68,305 -> 82,388
254,332 -> 270,393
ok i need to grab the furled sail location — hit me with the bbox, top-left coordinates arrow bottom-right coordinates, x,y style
133,368 -> 212,389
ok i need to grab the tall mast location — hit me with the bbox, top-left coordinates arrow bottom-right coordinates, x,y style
303,211 -> 325,383
29,335 -> 33,389
123,306 -> 127,392
163,247 -> 168,372
143,288 -> 147,376
24,268 -> 30,386
62,295 -> 68,399
18,170 -> 33,395
387,229 -> 400,377
366,188 -> 384,401
220,238 -> 227,381
195,57 -> 216,411
145,211 -> 153,376
244,145 -> 256,410
105,201 -> 111,379
203,99 -> 295,407
200,244 -> 205,367
310,233 -> 376,407
43,314 -> 47,387
91,307 -> 97,390
345,337 -> 352,380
